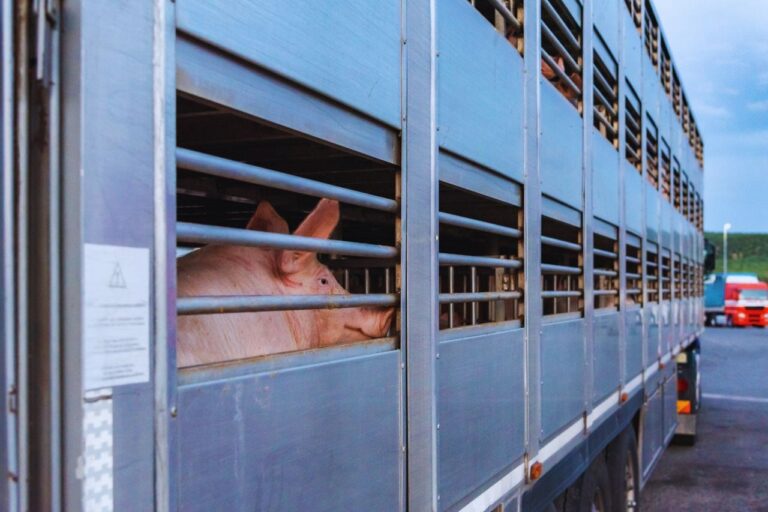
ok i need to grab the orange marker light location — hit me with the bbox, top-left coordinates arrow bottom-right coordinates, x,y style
620,392 -> 629,403
677,400 -> 691,414
530,461 -> 543,481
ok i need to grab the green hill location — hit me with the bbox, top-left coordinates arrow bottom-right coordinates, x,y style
704,232 -> 768,282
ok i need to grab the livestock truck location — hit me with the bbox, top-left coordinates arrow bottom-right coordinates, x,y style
1,0 -> 708,511
704,273 -> 768,327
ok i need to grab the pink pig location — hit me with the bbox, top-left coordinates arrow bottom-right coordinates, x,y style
177,199 -> 394,367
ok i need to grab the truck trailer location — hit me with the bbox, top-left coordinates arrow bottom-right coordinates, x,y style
1,0 -> 707,511
705,273 -> 768,327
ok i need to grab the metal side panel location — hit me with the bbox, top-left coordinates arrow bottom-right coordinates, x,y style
645,306 -> 660,368
175,36 -> 399,166
641,385 -> 663,481
541,319 -> 586,441
624,163 -> 643,234
661,301 -> 671,354
622,9 -> 642,88
624,307 -> 643,378
437,0 -> 524,182
593,311 -> 620,404
645,183 -> 659,242
592,131 -> 620,224
593,0 -> 619,52
175,0 -> 402,128
642,54 -> 660,122
437,327 -> 525,511
663,373 -> 678,443
540,83 -> 584,210
177,351 -> 402,512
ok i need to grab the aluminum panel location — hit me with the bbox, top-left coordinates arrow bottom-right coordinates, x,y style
660,301 -> 671,354
645,182 -> 659,242
437,327 -> 525,510
625,307 -> 644,379
622,11 -> 642,88
541,319 -> 586,440
177,351 -> 402,512
645,306 -> 660,365
624,163 -> 643,233
663,374 -> 677,442
641,386 -> 663,479
642,54 -> 660,121
176,0 -> 401,127
541,84 -> 583,209
593,131 -> 620,224
593,312 -> 620,403
437,0 -> 524,181
594,1 -> 619,51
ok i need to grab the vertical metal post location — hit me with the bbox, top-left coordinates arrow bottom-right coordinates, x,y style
523,0 -> 544,462
403,0 -> 438,509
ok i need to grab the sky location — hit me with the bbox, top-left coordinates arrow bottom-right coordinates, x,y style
654,0 -> 768,233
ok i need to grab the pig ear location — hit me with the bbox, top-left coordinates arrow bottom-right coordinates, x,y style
247,201 -> 289,234
278,199 -> 339,274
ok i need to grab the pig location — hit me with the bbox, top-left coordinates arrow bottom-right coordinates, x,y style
176,198 -> 394,367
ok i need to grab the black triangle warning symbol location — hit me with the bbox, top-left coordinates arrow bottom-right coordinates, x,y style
109,262 -> 127,289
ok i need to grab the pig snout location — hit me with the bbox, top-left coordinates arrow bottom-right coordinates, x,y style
351,306 -> 394,339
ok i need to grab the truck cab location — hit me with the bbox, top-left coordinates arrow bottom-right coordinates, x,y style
705,273 -> 768,327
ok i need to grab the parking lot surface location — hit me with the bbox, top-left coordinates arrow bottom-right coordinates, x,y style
643,327 -> 768,512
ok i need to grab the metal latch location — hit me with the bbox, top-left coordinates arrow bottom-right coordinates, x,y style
8,385 -> 17,414
33,0 -> 58,87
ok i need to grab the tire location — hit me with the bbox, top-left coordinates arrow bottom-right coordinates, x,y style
605,427 -> 640,512
726,315 -> 733,327
563,455 -> 614,512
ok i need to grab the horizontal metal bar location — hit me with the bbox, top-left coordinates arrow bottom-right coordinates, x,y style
439,253 -> 522,269
625,127 -> 641,148
625,255 -> 641,264
594,269 -> 618,277
593,85 -> 617,117
592,64 -> 617,102
178,293 -> 398,315
541,22 -> 581,74
486,0 -> 522,32
626,288 -> 642,295
542,263 -> 581,275
176,148 -> 399,213
626,272 -> 641,280
541,290 -> 582,298
438,291 -> 522,304
594,248 -> 617,259
439,212 -> 522,239
177,222 -> 398,258
594,109 -> 617,137
594,290 -> 618,296
645,261 -> 658,268
542,236 -> 581,252
542,50 -> 582,98
542,0 -> 581,53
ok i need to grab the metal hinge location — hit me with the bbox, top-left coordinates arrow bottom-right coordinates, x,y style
33,0 -> 58,87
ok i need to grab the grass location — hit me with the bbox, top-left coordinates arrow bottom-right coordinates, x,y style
704,232 -> 768,282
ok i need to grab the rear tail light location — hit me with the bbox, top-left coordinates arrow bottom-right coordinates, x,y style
677,378 -> 689,394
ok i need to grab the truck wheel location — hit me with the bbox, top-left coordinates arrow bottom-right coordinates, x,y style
563,456 -> 613,512
606,427 -> 640,512
726,316 -> 733,327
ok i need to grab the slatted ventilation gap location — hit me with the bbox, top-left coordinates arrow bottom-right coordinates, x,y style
695,126 -> 704,167
594,224 -> 619,310
625,233 -> 643,307
541,0 -> 583,110
682,95 -> 691,136
624,0 -> 642,31
660,139 -> 671,202
696,194 -> 704,232
625,81 -> 642,173
673,253 -> 682,302
645,115 -> 659,189
672,158 -> 681,212
643,0 -> 659,70
672,69 -> 682,118
438,182 -> 523,330
593,30 -> 619,147
681,258 -> 691,300
645,242 -> 659,304
175,94 -> 400,362
688,184 -> 697,225
660,40 -> 671,95
681,175 -> 690,221
468,0 -> 525,54
542,214 -> 583,318
660,249 -> 671,302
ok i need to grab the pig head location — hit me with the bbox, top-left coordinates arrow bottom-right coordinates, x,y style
177,199 -> 394,367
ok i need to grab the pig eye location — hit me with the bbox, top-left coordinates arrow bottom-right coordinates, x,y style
319,278 -> 329,285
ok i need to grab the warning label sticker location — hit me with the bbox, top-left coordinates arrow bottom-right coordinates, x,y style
84,244 -> 150,390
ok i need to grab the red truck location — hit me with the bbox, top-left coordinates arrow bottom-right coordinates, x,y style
705,273 -> 768,327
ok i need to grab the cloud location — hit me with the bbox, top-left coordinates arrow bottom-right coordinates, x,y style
697,104 -> 731,118
748,100 -> 768,112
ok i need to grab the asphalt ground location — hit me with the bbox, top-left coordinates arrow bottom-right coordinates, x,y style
642,327 -> 768,512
